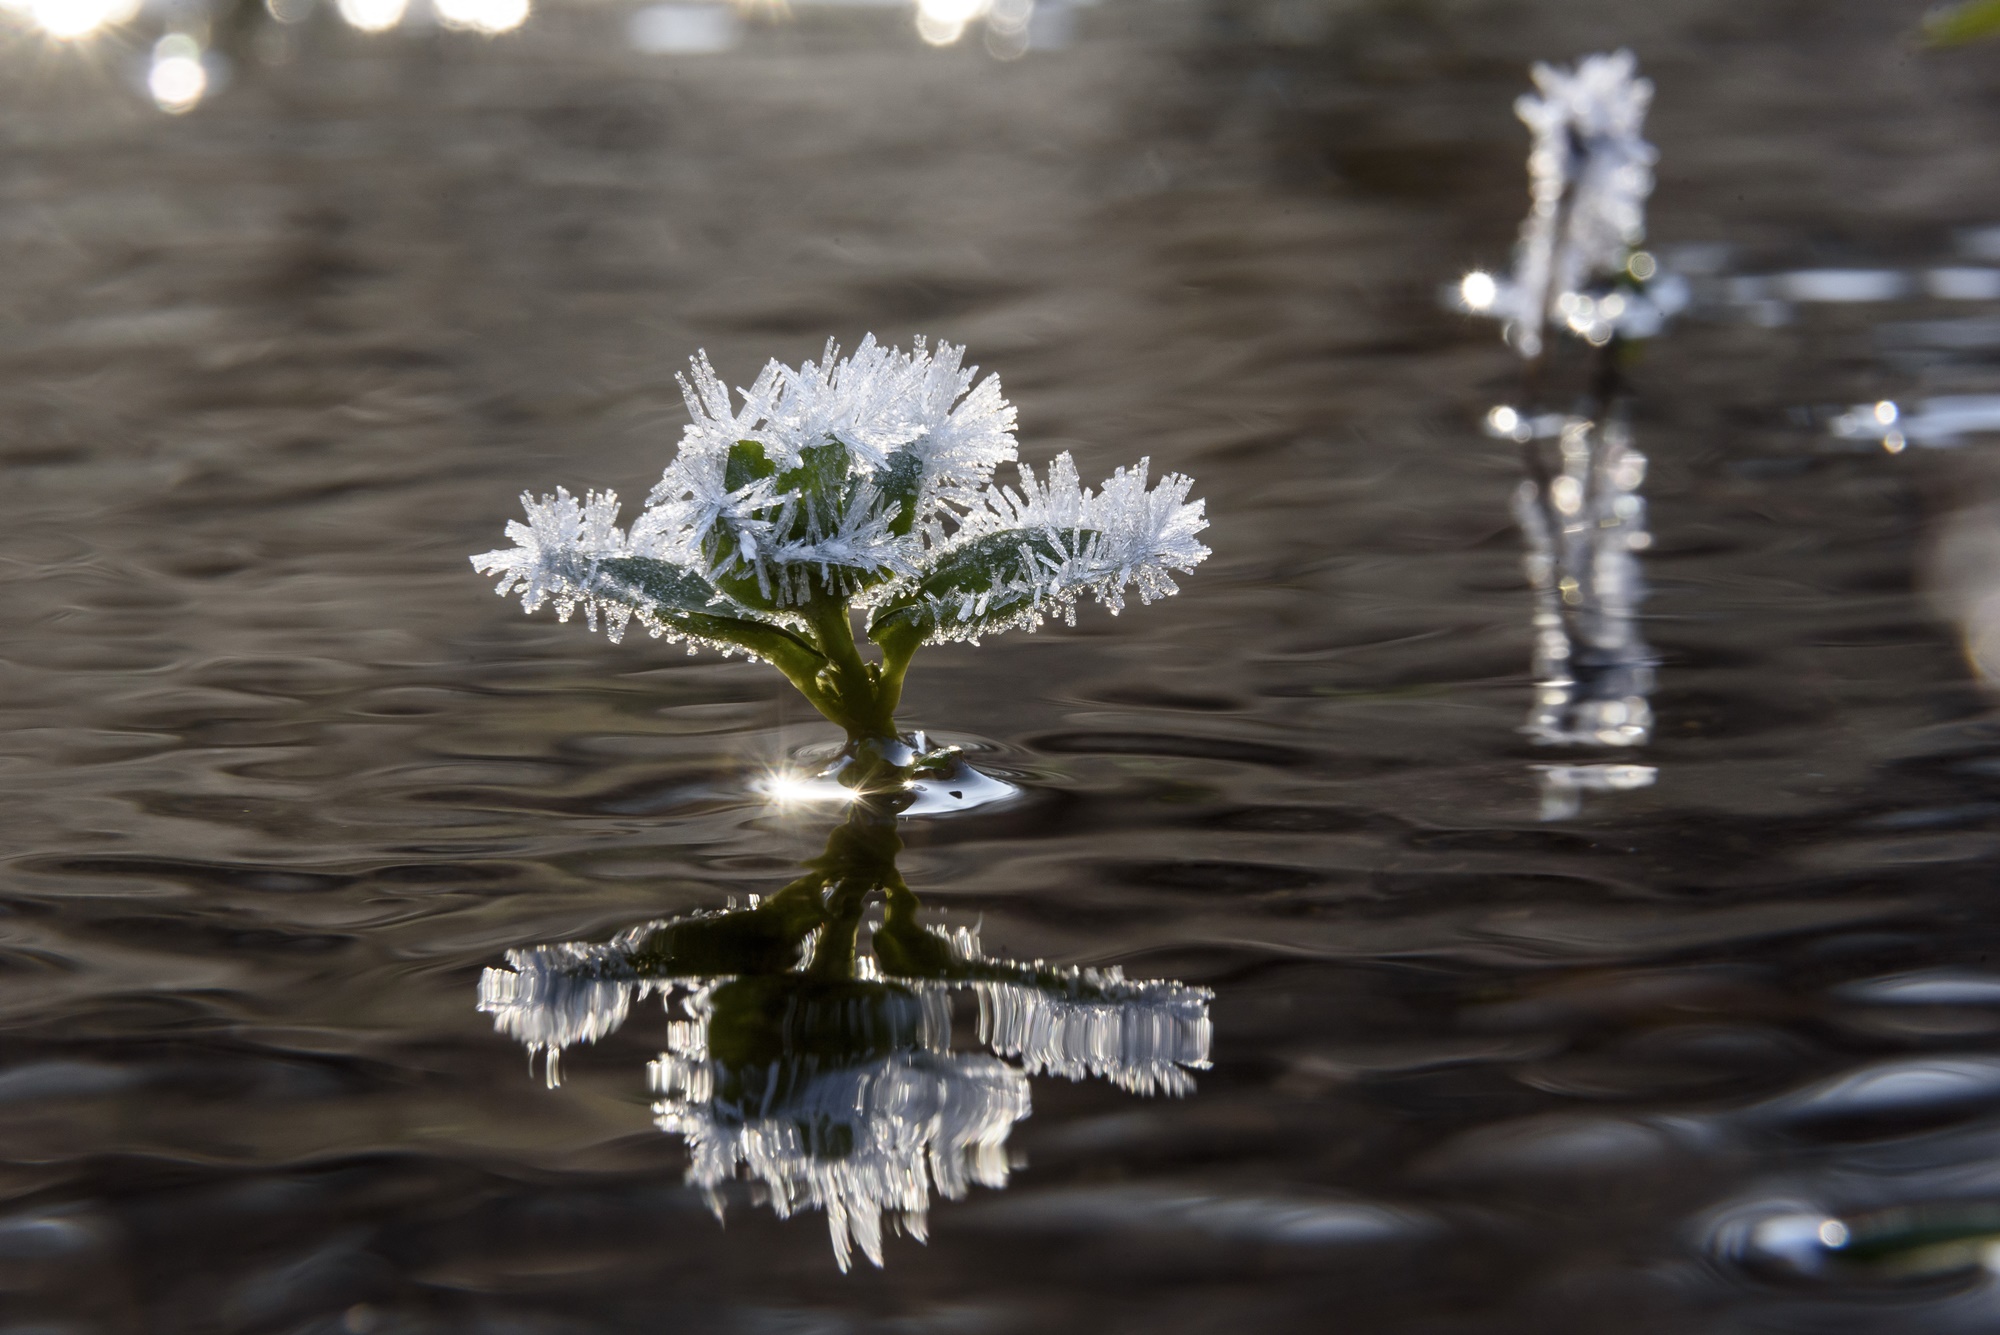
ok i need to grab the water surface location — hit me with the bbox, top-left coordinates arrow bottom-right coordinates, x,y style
4,1 -> 2000,1330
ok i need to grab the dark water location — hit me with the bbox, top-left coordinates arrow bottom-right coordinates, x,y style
7,1 -> 2000,1330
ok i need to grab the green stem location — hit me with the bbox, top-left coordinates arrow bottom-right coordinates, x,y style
870,617 -> 920,725
806,884 -> 868,980
798,597 -> 899,744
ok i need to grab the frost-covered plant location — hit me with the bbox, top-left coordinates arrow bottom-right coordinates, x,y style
1460,50 -> 1671,358
473,336 -> 1209,791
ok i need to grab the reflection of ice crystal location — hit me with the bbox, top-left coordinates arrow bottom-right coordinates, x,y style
477,929 -> 658,1086
1513,415 -> 1654,748
477,910 -> 1213,1269
1465,51 -> 1664,357
1533,762 -> 1657,821
470,336 -> 1208,649
974,979 -> 1213,1095
664,1052 -> 1025,1272
650,983 -> 1026,1272
940,924 -> 1213,1096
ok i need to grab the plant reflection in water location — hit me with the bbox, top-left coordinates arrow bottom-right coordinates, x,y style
1496,407 -> 1658,817
477,799 -> 1212,1271
1507,409 -> 1653,752
1463,52 -> 1664,819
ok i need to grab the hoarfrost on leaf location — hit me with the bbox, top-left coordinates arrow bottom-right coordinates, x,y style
869,452 -> 1210,646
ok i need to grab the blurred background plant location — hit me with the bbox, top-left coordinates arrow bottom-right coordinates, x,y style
1925,0 -> 2000,45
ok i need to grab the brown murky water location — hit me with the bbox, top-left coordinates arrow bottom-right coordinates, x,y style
6,0 -> 2000,1330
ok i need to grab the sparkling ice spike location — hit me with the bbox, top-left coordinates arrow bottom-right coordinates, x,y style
897,452 -> 1211,644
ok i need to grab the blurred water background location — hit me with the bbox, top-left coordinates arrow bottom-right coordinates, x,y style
5,0 -> 2000,1330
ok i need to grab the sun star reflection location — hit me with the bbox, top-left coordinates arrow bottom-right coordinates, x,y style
756,768 -> 855,809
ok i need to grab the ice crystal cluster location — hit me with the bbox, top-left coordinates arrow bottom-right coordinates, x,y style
471,337 -> 1209,663
1533,761 -> 1657,822
1511,414 -> 1655,747
649,983 -> 1024,1273
477,925 -> 664,1086
1462,50 -> 1673,357
476,914 -> 1212,1270
973,973 -> 1213,1096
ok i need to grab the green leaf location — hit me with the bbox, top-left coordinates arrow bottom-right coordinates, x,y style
772,440 -> 852,540
875,449 -> 924,537
1925,0 -> 2000,43
626,902 -> 826,980
700,440 -> 783,610
723,438 -> 776,492
869,526 -> 1096,643
707,437 -> 919,608
768,440 -> 910,600
594,556 -> 742,616
591,555 -> 826,680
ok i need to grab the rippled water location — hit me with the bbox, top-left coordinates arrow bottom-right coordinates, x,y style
7,0 -> 2000,1330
